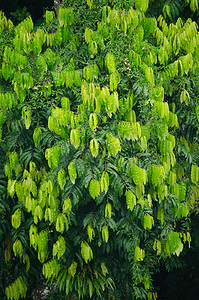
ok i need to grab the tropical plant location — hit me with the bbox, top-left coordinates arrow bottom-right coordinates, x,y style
0,0 -> 199,299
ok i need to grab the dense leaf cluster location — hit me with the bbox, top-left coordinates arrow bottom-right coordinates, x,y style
0,0 -> 199,299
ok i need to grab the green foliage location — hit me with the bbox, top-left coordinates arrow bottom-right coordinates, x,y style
0,0 -> 199,299
10,7 -> 30,24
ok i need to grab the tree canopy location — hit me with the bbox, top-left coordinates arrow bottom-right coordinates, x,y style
0,0 -> 199,299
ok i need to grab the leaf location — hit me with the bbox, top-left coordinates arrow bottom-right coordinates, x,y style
89,113 -> 98,131
191,164 -> 199,185
141,18 -> 157,36
62,198 -> 72,215
87,224 -> 95,241
180,89 -> 190,105
149,165 -> 165,187
13,239 -> 23,257
126,190 -> 136,211
133,25 -> 144,43
90,139 -> 99,157
56,214 -> 68,233
100,172 -> 109,194
190,0 -> 198,12
81,241 -> 93,263
7,179 -> 16,198
131,164 -> 147,186
34,205 -> 43,224
167,231 -> 183,256
143,214 -> 154,230
101,262 -> 108,276
105,203 -> 112,218
33,127 -> 42,146
89,179 -> 100,199
106,134 -> 121,156
135,0 -> 149,12
22,106 -> 31,129
140,136 -> 147,152
153,240 -> 162,255
85,27 -> 93,44
58,7 -> 74,26
45,147 -> 61,168
142,64 -> 155,86
68,261 -> 77,277
105,53 -> 116,74
58,168 -> 66,190
88,278 -> 93,298
23,254 -> 30,272
134,246 -> 145,261
68,162 -> 77,184
88,41 -> 98,57
163,5 -> 172,20
110,72 -> 120,91
11,209 -> 21,229
102,225 -> 109,243
70,128 -> 81,149
46,10 -> 55,24
157,207 -> 164,225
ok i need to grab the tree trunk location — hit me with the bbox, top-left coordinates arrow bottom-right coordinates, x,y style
54,0 -> 62,18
